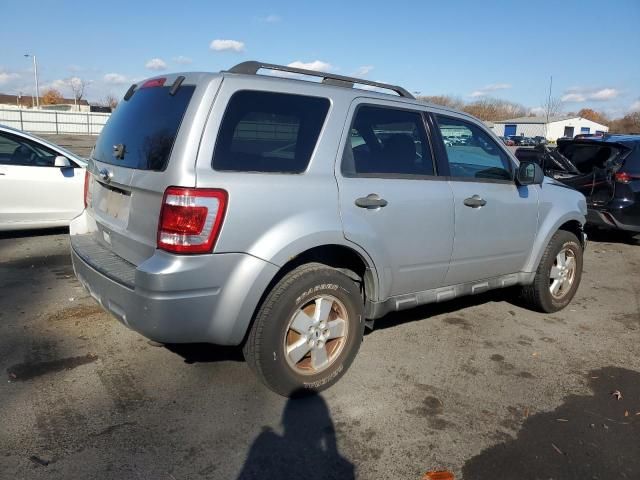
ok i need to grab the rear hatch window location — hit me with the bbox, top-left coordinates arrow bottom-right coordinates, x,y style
556,142 -> 625,174
620,144 -> 640,175
93,83 -> 195,170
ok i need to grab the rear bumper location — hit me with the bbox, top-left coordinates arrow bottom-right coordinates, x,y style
587,204 -> 640,233
71,234 -> 278,345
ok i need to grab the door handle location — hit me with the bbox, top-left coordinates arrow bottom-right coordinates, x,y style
463,195 -> 487,208
355,194 -> 388,209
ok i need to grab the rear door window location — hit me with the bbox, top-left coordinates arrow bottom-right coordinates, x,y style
213,91 -> 330,173
93,84 -> 195,171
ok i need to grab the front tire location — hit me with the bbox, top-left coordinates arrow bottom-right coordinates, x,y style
521,230 -> 583,313
243,263 -> 365,397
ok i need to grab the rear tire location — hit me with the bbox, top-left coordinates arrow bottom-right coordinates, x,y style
243,262 -> 365,397
521,230 -> 583,313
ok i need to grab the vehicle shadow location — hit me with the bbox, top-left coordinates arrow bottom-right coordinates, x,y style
0,226 -> 68,240
369,288 -> 520,334
585,227 -> 639,246
164,343 -> 245,363
462,366 -> 640,480
236,391 -> 355,480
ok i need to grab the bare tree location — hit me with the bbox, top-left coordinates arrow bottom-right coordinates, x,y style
463,97 -> 527,121
417,95 -> 465,110
102,93 -> 119,110
68,77 -> 88,110
609,112 -> 640,134
541,96 -> 563,119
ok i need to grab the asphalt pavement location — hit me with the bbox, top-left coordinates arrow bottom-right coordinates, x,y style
1,228 -> 639,479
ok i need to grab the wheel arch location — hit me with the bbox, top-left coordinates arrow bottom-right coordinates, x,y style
525,214 -> 586,273
235,243 -> 380,346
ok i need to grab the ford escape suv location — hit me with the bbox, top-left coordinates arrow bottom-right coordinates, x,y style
71,61 -> 588,396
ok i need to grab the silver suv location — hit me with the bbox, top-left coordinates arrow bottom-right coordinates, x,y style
71,61 -> 587,396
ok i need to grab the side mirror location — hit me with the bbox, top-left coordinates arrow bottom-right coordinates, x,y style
54,155 -> 72,168
517,161 -> 544,186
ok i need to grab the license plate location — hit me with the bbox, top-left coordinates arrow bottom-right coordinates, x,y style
95,185 -> 131,225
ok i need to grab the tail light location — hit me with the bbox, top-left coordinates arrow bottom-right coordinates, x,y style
141,78 -> 166,88
157,187 -> 228,254
615,172 -> 638,184
83,170 -> 91,208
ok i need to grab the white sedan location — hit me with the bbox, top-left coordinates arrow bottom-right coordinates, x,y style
0,125 -> 87,231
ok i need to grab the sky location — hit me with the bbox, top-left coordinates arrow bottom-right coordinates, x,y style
1,0 -> 639,117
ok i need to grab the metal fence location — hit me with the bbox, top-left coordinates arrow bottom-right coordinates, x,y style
0,108 -> 111,135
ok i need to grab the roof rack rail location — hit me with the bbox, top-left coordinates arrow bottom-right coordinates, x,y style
226,61 -> 415,99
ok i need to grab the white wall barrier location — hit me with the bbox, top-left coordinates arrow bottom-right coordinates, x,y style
0,108 -> 110,135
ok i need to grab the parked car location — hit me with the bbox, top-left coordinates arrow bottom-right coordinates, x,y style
508,135 -> 525,145
574,133 -> 605,140
515,135 -> 640,234
70,61 -> 587,396
532,136 -> 548,145
0,124 -> 87,230
500,136 -> 515,146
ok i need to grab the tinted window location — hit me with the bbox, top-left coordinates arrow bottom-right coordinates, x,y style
213,91 -> 330,173
436,116 -> 512,180
557,143 -> 623,174
93,85 -> 195,170
0,131 -> 59,167
342,106 -> 433,176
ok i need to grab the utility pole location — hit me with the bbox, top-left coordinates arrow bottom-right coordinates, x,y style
545,75 -> 553,139
24,54 -> 40,108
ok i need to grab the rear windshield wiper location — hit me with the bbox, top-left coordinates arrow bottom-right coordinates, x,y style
169,76 -> 185,96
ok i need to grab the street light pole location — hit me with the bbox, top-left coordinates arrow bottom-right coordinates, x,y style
24,54 -> 40,108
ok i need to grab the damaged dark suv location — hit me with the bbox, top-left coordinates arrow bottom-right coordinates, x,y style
516,135 -> 640,234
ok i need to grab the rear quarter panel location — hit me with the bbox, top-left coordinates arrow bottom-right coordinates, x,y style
194,75 -> 380,282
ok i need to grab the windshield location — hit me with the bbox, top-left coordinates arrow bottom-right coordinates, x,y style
92,85 -> 195,170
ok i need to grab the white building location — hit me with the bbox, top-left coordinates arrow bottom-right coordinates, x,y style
492,116 -> 609,141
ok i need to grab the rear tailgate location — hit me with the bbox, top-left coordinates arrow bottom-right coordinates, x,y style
555,140 -> 629,206
82,73 -> 222,266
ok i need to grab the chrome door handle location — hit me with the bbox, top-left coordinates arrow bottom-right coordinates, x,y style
355,194 -> 388,209
463,195 -> 486,208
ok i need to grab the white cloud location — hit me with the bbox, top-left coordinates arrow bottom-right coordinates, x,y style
47,79 -> 70,91
0,70 -> 20,85
561,86 -> 619,103
287,60 -> 332,71
590,88 -> 618,100
104,73 -> 128,85
145,58 -> 167,71
210,39 -> 245,52
529,106 -> 546,116
260,14 -> 281,23
470,83 -> 512,97
630,100 -> 640,112
353,65 -> 374,77
561,93 -> 586,102
173,56 -> 192,65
